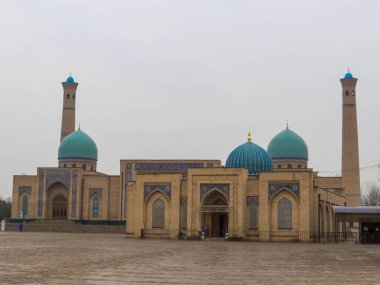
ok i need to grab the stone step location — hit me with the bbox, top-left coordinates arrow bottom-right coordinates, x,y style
29,220 -> 76,225
4,223 -> 125,234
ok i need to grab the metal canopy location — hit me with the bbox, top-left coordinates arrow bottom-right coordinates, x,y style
332,206 -> 380,214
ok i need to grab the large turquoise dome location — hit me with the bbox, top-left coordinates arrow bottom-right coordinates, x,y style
267,128 -> 308,161
226,133 -> 273,175
58,129 -> 98,162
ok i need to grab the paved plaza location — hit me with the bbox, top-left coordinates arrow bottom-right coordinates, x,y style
0,232 -> 379,284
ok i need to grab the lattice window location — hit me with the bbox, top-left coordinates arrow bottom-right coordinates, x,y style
152,199 -> 165,228
278,198 -> 292,229
248,200 -> 258,230
22,195 -> 28,215
92,197 -> 99,218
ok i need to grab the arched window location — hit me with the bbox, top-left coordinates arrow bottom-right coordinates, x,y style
278,198 -> 292,229
248,200 -> 258,230
72,164 -> 76,168
73,94 -> 76,99
63,164 -> 67,168
298,164 -> 301,169
287,164 -> 292,169
278,164 -> 282,169
66,94 -> 70,99
351,91 -> 355,96
92,197 -> 99,218
22,195 -> 28,215
82,164 -> 86,170
152,198 -> 165,228
345,91 -> 349,96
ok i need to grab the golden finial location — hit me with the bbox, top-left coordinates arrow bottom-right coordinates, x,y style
286,120 -> 289,129
347,66 -> 350,73
247,129 -> 252,142
69,72 -> 72,77
78,122 -> 81,130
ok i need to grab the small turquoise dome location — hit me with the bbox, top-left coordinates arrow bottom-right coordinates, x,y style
58,129 -> 98,162
267,128 -> 308,161
226,133 -> 273,175
344,72 -> 353,79
66,76 -> 75,83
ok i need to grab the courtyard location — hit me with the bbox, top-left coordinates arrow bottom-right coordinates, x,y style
0,232 -> 379,284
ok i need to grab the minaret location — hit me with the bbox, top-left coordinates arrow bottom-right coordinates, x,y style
60,74 -> 78,142
340,70 -> 361,206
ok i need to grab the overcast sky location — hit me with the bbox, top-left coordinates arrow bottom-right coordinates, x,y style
1,0 -> 380,198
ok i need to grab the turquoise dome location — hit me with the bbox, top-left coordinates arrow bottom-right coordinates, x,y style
267,128 -> 308,161
66,76 -> 75,83
344,72 -> 353,79
226,134 -> 273,175
58,129 -> 98,162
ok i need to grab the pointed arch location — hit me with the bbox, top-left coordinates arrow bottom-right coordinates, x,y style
201,189 -> 229,206
145,189 -> 170,203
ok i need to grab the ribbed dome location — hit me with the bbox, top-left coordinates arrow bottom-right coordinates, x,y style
58,129 -> 98,162
226,134 -> 273,175
66,76 -> 75,83
267,128 -> 308,161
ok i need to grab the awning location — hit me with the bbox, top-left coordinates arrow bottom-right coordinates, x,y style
332,206 -> 380,214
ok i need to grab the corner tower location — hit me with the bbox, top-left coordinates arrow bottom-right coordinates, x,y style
340,70 -> 361,206
60,74 -> 78,142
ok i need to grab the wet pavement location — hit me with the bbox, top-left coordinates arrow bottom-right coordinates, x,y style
0,232 -> 379,284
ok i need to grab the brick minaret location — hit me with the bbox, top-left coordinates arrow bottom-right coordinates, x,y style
60,74 -> 78,142
340,70 -> 361,206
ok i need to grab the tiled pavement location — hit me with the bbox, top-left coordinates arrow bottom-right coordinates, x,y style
0,232 -> 379,284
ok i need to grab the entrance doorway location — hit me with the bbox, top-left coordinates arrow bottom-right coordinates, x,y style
52,195 -> 68,220
361,222 -> 380,243
211,213 -> 228,237
201,191 -> 229,238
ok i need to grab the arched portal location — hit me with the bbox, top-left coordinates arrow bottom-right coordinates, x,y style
52,195 -> 68,220
201,190 -> 229,238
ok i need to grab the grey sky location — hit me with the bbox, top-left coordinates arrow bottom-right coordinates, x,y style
1,0 -> 380,198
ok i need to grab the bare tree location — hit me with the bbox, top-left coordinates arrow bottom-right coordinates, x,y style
361,184 -> 380,206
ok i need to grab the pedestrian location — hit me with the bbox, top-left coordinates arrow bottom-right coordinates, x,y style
18,221 -> 24,232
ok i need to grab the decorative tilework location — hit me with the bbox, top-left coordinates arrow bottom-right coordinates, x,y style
89,188 -> 102,198
18,186 -> 31,196
124,171 -> 133,216
180,196 -> 187,230
144,184 -> 171,201
247,196 -> 259,205
200,184 -> 230,201
125,171 -> 133,184
38,175 -> 44,217
46,175 -> 71,190
46,169 -> 70,175
136,163 -> 203,171
268,183 -> 299,200
180,196 -> 187,206
71,175 -> 78,218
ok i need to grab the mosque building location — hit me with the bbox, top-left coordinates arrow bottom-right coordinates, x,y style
11,71 -> 362,240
